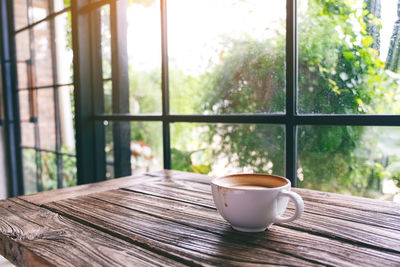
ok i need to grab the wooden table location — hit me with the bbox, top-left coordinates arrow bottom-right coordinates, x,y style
0,170 -> 399,266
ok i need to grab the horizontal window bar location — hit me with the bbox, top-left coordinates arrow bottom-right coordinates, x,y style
295,114 -> 400,126
18,83 -> 74,91
94,113 -> 400,126
94,114 -> 286,123
21,146 -> 76,157
14,7 -> 71,34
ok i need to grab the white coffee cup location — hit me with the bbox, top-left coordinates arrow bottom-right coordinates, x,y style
211,173 -> 304,232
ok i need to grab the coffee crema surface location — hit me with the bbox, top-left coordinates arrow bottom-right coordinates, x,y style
229,184 -> 273,189
214,174 -> 288,189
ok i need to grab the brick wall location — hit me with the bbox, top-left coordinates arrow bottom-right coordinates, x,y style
14,0 -> 57,150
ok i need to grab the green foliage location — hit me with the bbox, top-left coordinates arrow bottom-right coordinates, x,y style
171,148 -> 211,174
202,38 -> 285,114
196,0 -> 400,197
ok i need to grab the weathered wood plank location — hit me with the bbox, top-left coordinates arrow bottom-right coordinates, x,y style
18,173 -> 160,205
0,198 -> 185,266
123,180 -> 400,253
293,188 -> 400,216
87,189 -> 400,267
144,170 -> 213,184
151,170 -> 400,216
147,179 -> 400,231
45,196 -> 320,266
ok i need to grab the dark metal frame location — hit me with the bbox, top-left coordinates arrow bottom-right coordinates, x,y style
0,0 -> 24,196
90,0 -> 400,187
4,0 -> 400,196
0,0 -> 77,196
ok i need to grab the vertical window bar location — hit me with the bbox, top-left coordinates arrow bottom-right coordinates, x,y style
72,0 -> 104,184
285,0 -> 298,186
110,0 -> 131,177
90,5 -> 106,182
0,0 -> 24,196
161,0 -> 171,169
49,0 -> 64,189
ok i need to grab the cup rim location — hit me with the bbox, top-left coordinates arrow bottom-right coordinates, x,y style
211,173 -> 291,191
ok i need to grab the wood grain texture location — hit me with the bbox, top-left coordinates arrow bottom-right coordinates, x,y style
1,170 -> 399,266
88,189 -> 400,267
18,173 -> 160,205
0,198 -> 184,266
154,178 -> 400,231
123,178 -> 400,254
45,196 -> 319,266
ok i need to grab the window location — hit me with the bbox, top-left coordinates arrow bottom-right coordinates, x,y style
2,0 -> 400,201
11,0 -> 76,194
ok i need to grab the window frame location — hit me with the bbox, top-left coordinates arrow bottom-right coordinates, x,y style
3,0 -> 400,197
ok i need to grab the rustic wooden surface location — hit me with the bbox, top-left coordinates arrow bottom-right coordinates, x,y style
0,170 -> 399,266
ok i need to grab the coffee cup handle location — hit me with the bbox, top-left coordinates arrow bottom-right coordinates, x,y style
273,190 -> 304,224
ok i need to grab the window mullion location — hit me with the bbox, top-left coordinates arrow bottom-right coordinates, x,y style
285,0 -> 298,186
161,0 -> 171,169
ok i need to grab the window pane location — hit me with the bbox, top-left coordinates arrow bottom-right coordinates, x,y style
59,86 -> 76,154
298,126 -> 400,201
101,4 -> 111,80
130,121 -> 163,174
171,123 -> 285,176
54,12 -> 73,84
31,0 -> 49,24
14,0 -> 29,31
41,152 -> 57,191
298,0 -> 400,114
53,0 -> 70,13
15,31 -> 30,89
104,80 -> 112,114
20,122 -> 35,147
168,0 -> 286,115
33,21 -> 54,87
62,155 -> 77,187
18,90 -> 30,121
127,0 -> 161,114
22,148 -> 37,194
105,121 -> 163,178
37,88 -> 55,150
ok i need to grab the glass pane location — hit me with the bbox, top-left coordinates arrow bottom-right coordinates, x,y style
14,0 -> 29,31
104,80 -> 112,114
54,12 -> 73,84
33,21 -> 54,87
17,62 -> 28,89
127,0 -> 161,114
22,148 -> 37,194
15,31 -> 30,89
105,121 -> 113,178
298,126 -> 400,201
101,5 -> 111,80
37,88 -> 56,150
105,121 -> 163,178
168,0 -> 286,115
62,155 -> 77,187
59,86 -> 76,154
106,164 -> 114,180
53,0 -> 70,13
130,121 -> 163,174
20,122 -> 35,147
41,152 -> 57,191
18,90 -> 30,121
31,0 -> 50,24
298,0 -> 400,114
171,123 -> 285,176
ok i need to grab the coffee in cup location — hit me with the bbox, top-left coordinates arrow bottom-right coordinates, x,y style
211,173 -> 304,232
